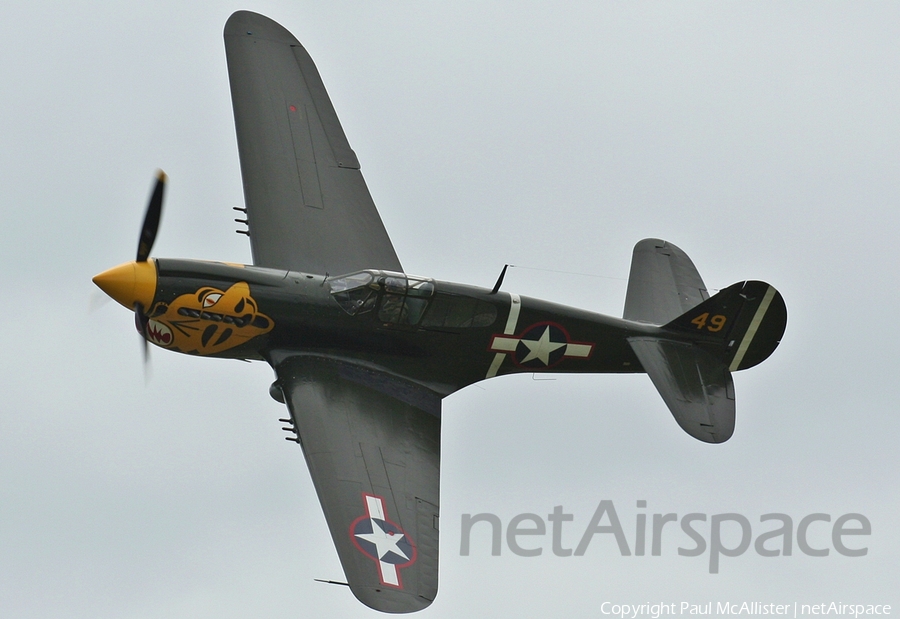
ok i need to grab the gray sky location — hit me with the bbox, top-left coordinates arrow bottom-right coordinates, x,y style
1,2 -> 898,617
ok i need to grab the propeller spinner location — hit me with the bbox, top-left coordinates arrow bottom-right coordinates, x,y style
92,171 -> 166,363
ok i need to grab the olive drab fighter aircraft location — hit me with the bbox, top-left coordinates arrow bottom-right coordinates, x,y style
92,10 -> 787,614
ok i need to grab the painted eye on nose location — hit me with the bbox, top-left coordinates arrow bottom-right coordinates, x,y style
202,293 -> 222,308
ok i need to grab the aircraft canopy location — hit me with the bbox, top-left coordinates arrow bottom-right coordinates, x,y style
329,270 -> 435,325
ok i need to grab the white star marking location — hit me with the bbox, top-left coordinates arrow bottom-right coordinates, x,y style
354,494 -> 412,587
355,520 -> 410,563
519,326 -> 567,364
489,321 -> 594,370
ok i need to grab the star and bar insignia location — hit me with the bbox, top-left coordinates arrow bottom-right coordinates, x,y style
489,321 -> 594,369
349,494 -> 417,588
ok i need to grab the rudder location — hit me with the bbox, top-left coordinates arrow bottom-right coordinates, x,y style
663,280 -> 787,371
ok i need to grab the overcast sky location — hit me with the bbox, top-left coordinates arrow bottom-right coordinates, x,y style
1,2 -> 898,617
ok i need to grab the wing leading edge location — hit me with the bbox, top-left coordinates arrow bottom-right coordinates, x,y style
224,11 -> 402,276
273,355 -> 440,613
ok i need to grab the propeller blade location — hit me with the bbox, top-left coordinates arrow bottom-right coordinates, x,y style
136,170 -> 167,262
88,289 -> 112,314
134,302 -> 150,365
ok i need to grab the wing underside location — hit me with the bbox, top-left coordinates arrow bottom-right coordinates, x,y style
224,11 -> 402,276
273,355 -> 441,613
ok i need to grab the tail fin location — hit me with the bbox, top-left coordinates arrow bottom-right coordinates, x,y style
663,280 -> 787,371
622,237 -> 787,443
628,280 -> 786,443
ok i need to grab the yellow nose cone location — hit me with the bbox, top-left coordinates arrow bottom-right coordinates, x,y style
92,260 -> 158,310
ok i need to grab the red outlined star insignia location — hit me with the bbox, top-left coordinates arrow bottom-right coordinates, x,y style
489,321 -> 594,369
349,494 -> 417,588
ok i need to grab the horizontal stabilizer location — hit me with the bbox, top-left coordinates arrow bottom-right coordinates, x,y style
629,338 -> 735,443
623,239 -> 709,324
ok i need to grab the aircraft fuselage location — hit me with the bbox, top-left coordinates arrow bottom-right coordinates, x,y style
99,258 -> 669,396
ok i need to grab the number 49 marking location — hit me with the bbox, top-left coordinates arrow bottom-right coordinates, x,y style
691,312 -> 727,332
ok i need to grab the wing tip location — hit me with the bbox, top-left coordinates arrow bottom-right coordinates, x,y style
224,11 -> 299,45
350,585 -> 435,614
